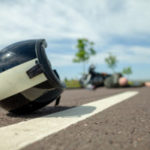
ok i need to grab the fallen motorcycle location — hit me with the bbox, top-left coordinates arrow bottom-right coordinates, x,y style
80,72 -> 111,89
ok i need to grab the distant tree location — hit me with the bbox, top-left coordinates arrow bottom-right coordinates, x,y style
64,77 -> 68,82
122,67 -> 132,78
105,53 -> 118,73
73,38 -> 96,74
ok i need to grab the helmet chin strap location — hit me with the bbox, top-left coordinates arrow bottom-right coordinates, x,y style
55,96 -> 61,106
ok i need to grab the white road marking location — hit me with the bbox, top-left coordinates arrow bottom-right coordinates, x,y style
0,91 -> 138,150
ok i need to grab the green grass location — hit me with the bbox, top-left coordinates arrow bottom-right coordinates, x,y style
64,79 -> 81,88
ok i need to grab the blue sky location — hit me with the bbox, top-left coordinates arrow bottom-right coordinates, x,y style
0,0 -> 150,80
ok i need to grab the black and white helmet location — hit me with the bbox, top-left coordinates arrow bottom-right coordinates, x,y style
0,39 -> 64,114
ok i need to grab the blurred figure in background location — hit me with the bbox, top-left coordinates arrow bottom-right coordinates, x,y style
119,77 -> 128,86
88,64 -> 96,77
104,73 -> 128,88
81,66 -> 145,89
145,82 -> 150,87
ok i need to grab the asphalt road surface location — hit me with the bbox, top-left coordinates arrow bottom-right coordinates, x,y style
0,87 -> 150,150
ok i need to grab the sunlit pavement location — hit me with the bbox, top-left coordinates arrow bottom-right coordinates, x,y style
0,87 -> 150,150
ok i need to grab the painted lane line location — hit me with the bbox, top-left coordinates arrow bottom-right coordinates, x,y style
0,91 -> 138,150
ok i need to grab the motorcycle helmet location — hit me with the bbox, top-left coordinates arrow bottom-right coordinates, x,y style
0,39 -> 64,114
89,64 -> 96,72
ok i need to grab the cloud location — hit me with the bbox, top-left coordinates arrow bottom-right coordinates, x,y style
1,0 -> 150,46
90,45 -> 150,65
46,44 -> 150,68
0,0 -> 99,46
0,0 -> 150,75
47,53 -> 74,67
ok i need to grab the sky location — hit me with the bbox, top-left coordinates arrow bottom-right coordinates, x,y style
0,0 -> 150,80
